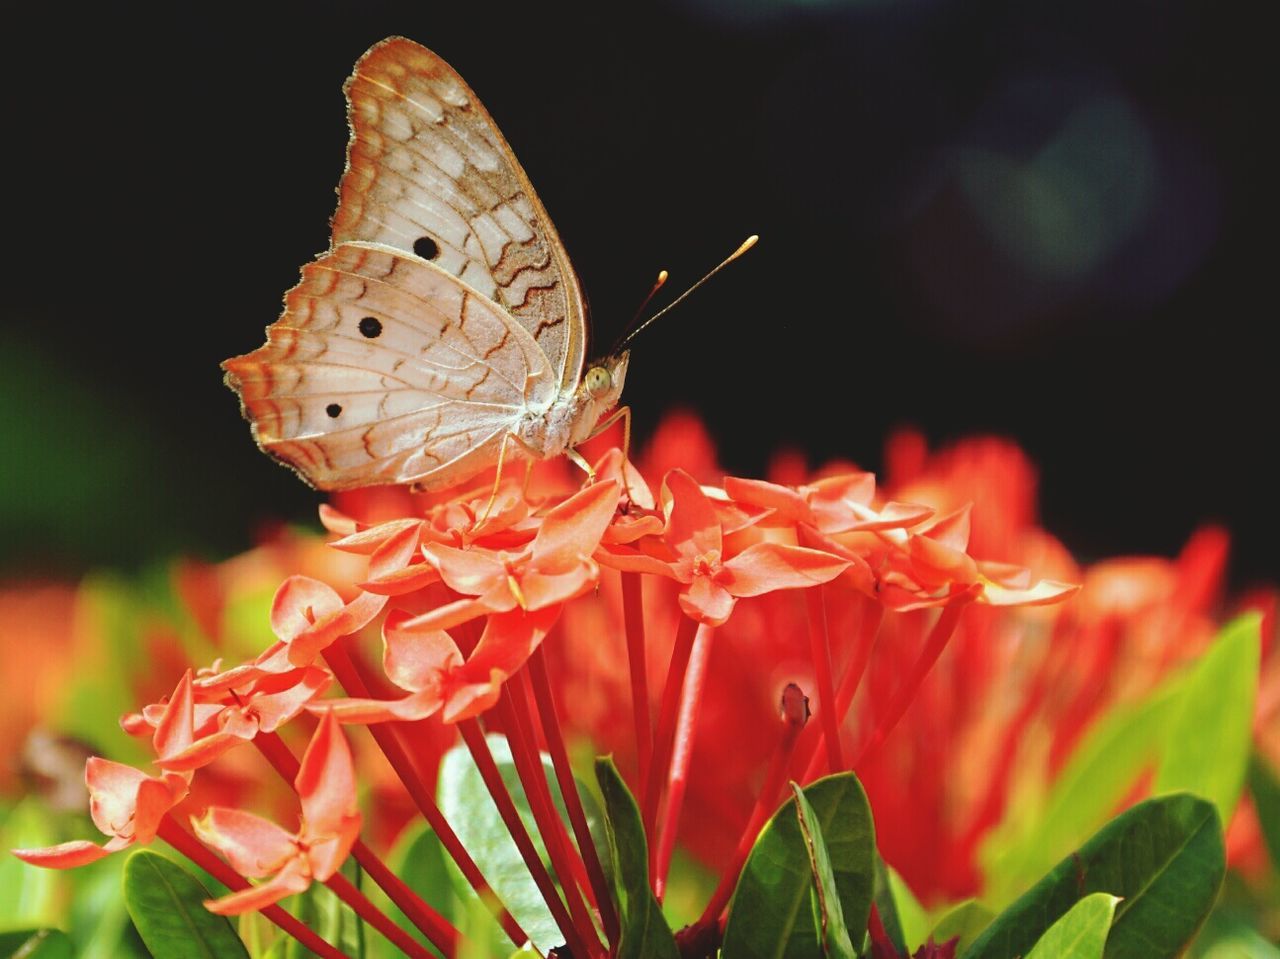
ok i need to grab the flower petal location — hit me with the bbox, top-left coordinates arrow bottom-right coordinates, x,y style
152,670 -> 195,762
12,838 -> 119,869
595,542 -> 679,577
723,476 -> 811,525
383,610 -> 463,692
593,448 -> 655,509
465,606 -> 562,686
85,758 -> 151,839
271,576 -> 344,642
423,542 -> 507,595
252,668 -> 333,732
520,566 -> 598,611
662,469 -> 722,560
979,577 -> 1081,607
532,479 -> 620,571
367,522 -> 423,580
844,500 -> 935,533
329,518 -> 422,555
313,687 -> 446,724
203,857 -> 311,915
359,561 -> 440,596
287,590 -> 388,667
396,595 -> 499,633
155,730 -> 248,772
678,577 -> 736,626
295,711 -> 360,839
191,806 -> 297,878
720,543 -> 851,597
318,503 -> 359,536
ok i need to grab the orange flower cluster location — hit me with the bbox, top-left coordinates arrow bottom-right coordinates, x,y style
15,415 -> 1084,957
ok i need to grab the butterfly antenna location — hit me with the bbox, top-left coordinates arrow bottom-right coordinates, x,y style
613,235 -> 758,352
624,269 -> 670,335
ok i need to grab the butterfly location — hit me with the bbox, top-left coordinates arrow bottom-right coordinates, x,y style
223,37 -> 630,492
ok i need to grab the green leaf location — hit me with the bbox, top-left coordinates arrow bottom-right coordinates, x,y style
593,758 -> 678,959
981,616 -> 1259,906
279,858 -> 366,958
886,866 -> 928,954
721,773 -> 875,959
0,928 -> 75,959
871,856 -> 907,956
1154,614 -> 1260,822
928,899 -> 993,955
789,784 -> 857,959
1024,893 -> 1119,959
0,801 -> 62,930
966,793 -> 1224,959
1247,751 -> 1280,870
122,850 -> 249,958
438,734 -> 609,956
366,822 -> 464,958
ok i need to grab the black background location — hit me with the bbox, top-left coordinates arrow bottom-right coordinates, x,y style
3,1 -> 1272,586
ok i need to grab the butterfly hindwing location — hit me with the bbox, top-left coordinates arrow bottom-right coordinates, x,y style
224,242 -> 556,490
334,37 -> 587,394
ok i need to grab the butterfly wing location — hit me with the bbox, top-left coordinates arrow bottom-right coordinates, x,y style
334,37 -> 587,394
224,241 -> 558,491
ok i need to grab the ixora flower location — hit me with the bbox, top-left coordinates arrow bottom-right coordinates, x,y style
192,710 -> 361,914
9,415 -> 1274,959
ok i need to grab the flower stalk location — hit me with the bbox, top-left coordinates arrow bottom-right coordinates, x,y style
323,639 -> 526,945
654,623 -> 715,899
527,649 -> 622,946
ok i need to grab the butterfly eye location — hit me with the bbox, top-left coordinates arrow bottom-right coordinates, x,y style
585,366 -> 611,397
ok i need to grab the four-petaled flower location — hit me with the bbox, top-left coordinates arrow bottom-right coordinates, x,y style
601,469 -> 853,625
193,709 -> 361,914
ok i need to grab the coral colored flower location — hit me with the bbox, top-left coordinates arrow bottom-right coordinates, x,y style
319,605 -> 561,724
194,710 -> 361,914
601,469 -> 853,625
12,682 -> 194,869
409,479 -> 621,631
126,668 -> 333,772
12,760 -> 188,868
12,759 -> 188,868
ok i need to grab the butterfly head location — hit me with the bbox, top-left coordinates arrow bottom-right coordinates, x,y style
567,351 -> 629,446
585,351 -> 629,403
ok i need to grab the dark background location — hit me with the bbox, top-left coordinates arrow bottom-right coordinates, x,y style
2,1 -> 1272,587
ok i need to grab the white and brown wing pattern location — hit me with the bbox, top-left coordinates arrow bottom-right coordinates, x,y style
223,242 -> 557,491
333,37 -> 587,393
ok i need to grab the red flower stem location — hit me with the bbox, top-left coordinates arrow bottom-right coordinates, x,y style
805,586 -> 845,773
527,647 -> 621,947
155,816 -> 347,959
799,601 -> 884,783
854,591 -> 976,767
321,640 -> 527,946
642,614 -> 699,849
323,870 -> 434,959
653,622 -> 715,900
694,683 -> 810,932
620,571 -> 654,787
457,717 -> 590,959
496,685 -> 606,959
509,686 -> 603,921
253,733 -> 461,957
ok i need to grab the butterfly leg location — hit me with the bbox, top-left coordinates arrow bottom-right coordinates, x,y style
565,448 -> 597,485
476,432 -> 516,528
581,405 -> 635,503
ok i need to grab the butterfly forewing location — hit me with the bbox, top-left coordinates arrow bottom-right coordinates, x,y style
334,37 -> 587,393
224,242 -> 557,491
